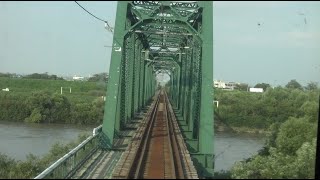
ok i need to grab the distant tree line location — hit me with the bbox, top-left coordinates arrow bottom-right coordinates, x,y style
88,73 -> 108,82
0,72 -> 64,80
218,79 -> 319,92
23,72 -> 64,80
1,72 -> 109,82
0,73 -> 12,78
215,79 -> 319,129
0,91 -> 104,125
254,83 -> 271,91
0,72 -> 21,78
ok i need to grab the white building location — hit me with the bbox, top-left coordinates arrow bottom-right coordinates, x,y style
214,80 -> 226,89
224,82 -> 238,90
73,76 -> 84,81
2,88 -> 9,91
214,80 -> 243,91
249,88 -> 264,93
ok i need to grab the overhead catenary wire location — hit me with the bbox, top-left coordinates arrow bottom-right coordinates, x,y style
74,1 -> 113,33
74,1 -> 125,49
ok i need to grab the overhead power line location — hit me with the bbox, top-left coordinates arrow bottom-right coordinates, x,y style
74,1 -> 113,33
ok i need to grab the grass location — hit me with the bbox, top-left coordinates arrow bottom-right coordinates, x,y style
0,77 -> 106,103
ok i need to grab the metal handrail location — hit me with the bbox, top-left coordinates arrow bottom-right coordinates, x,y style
34,125 -> 102,179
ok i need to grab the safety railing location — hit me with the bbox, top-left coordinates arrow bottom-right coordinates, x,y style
34,125 -> 102,179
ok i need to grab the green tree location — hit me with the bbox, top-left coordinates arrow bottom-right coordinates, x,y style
276,117 -> 316,155
0,72 -> 13,78
230,109 -> 318,179
265,122 -> 281,148
25,108 -> 43,123
305,82 -> 318,91
49,93 -> 72,123
71,103 -> 93,124
254,83 -> 271,91
24,91 -> 52,123
299,101 -> 319,122
10,154 -> 42,178
90,98 -> 105,124
24,91 -> 71,123
88,73 -> 108,82
231,138 -> 317,179
291,138 -> 316,178
235,83 -> 248,91
0,153 -> 17,178
23,73 -> 63,80
231,148 -> 296,179
285,79 -> 303,90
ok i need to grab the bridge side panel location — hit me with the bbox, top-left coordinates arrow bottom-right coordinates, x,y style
194,1 -> 215,177
102,2 -> 128,148
198,0 -> 214,157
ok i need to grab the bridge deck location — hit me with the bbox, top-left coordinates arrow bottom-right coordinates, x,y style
72,150 -> 122,179
112,91 -> 198,179
69,91 -> 198,179
69,109 -> 150,179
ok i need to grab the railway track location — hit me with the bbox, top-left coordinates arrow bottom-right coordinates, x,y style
112,90 -> 198,179
71,150 -> 122,179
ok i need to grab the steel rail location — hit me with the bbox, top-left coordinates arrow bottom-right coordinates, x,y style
126,92 -> 161,178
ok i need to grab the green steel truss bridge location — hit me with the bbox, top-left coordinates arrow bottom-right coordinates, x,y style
35,1 -> 214,179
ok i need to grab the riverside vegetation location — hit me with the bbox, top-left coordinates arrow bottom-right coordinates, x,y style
0,133 -> 89,178
0,74 -> 319,179
0,74 -> 106,125
213,80 -> 319,179
0,73 -> 106,178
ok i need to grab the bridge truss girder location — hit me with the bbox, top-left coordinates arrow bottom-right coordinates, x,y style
102,1 -> 214,177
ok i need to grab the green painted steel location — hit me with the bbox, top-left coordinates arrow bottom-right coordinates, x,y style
102,1 -> 127,147
101,1 -> 214,178
37,1 -> 214,179
102,1 -> 157,145
198,0 -> 214,157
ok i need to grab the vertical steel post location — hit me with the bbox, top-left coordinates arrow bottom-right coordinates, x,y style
198,0 -> 214,157
127,33 -> 135,121
102,2 -> 127,147
192,1 -> 215,177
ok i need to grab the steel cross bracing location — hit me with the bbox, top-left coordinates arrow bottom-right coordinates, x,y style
102,1 -> 214,177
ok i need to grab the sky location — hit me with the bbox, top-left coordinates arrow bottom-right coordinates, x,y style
0,1 -> 319,86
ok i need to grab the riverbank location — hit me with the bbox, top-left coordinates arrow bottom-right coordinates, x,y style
215,123 -> 269,135
230,126 -> 269,134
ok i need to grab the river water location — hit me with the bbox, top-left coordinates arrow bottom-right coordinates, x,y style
0,121 -> 94,160
0,121 -> 265,172
214,131 -> 265,171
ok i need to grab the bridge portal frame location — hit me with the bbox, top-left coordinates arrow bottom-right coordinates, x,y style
102,1 -> 214,177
